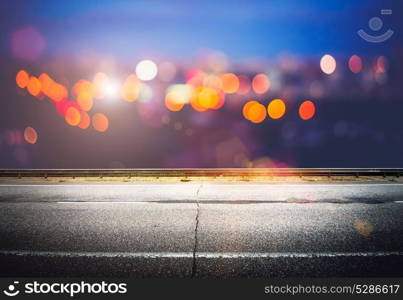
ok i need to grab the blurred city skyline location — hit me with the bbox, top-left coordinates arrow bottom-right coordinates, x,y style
1,0 -> 403,168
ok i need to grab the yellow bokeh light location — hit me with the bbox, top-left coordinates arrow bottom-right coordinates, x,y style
121,74 -> 140,102
164,84 -> 193,112
73,80 -> 93,99
267,99 -> 286,119
197,87 -> 219,109
165,92 -> 185,112
77,90 -> 93,111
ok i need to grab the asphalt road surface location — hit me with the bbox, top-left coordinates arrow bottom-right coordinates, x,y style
0,181 -> 402,277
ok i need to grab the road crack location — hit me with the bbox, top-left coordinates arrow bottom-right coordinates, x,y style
191,184 -> 202,277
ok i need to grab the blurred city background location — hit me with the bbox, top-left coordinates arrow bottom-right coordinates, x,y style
0,0 -> 403,168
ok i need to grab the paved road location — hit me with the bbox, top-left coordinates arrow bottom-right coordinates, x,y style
0,181 -> 402,277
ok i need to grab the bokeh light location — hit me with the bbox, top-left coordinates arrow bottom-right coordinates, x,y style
348,55 -> 362,74
92,72 -> 109,99
49,83 -> 68,102
221,73 -> 239,94
197,87 -> 220,109
16,70 -> 29,88
206,51 -> 228,73
158,61 -> 177,82
267,99 -> 286,119
138,83 -> 153,102
136,59 -> 158,81
27,76 -> 42,97
23,126 -> 38,144
375,56 -> 388,73
38,73 -> 52,95
299,100 -> 316,120
252,74 -> 270,94
5,129 -> 23,145
243,101 -> 258,120
320,54 -> 336,75
243,101 -> 266,123
237,75 -> 250,95
210,91 -> 225,110
165,93 -> 185,112
77,91 -> 93,111
92,113 -> 109,132
78,111 -> 91,129
65,106 -> 81,126
354,220 -> 374,237
190,90 -> 208,112
121,74 -> 140,102
203,74 -> 222,90
11,27 -> 45,61
165,84 -> 192,112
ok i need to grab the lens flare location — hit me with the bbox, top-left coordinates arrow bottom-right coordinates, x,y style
121,74 -> 140,102
92,72 -> 109,99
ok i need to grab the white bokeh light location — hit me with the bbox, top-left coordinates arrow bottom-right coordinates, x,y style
136,59 -> 158,81
320,54 -> 336,75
